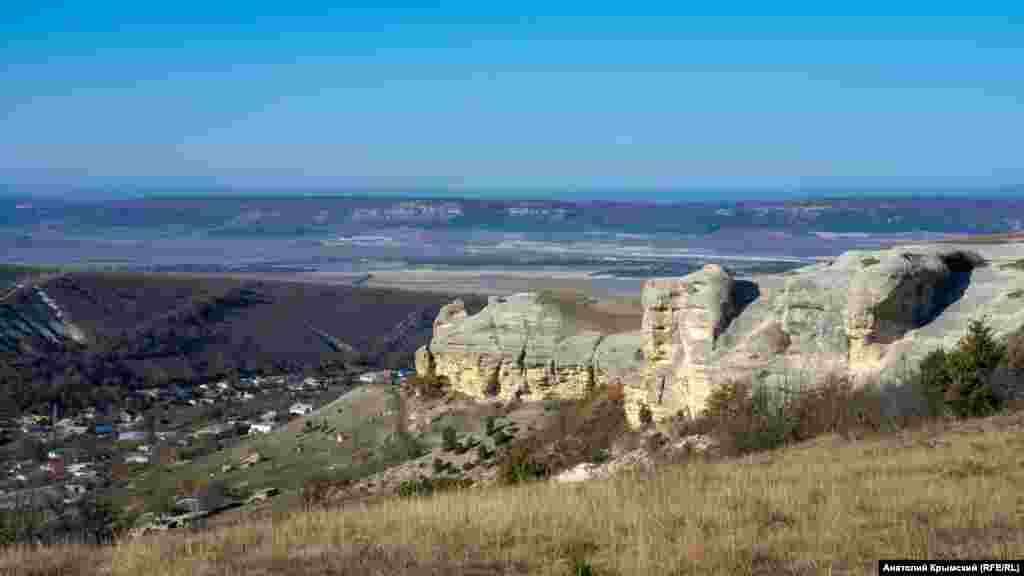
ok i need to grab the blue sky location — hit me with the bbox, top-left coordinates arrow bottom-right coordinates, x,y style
1,2 -> 1022,198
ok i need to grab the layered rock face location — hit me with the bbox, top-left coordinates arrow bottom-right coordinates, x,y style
633,265 -> 736,425
416,244 -> 1024,428
416,293 -> 644,402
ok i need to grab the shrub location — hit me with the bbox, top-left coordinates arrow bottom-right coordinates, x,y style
1005,327 -> 1024,371
397,476 -> 469,499
441,425 -> 459,452
944,319 -> 1005,418
915,348 -> 953,417
476,443 -> 495,461
484,415 -> 498,436
590,448 -> 611,465
405,374 -> 448,399
498,443 -> 549,485
786,374 -> 888,440
396,477 -> 434,498
492,429 -> 515,446
0,508 -> 47,546
300,475 -> 347,510
432,457 -> 452,475
915,318 -> 1006,419
638,403 -> 654,428
697,379 -> 796,456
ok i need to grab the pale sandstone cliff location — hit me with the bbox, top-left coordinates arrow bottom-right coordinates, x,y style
416,244 -> 1024,428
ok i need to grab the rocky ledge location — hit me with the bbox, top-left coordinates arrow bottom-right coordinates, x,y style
415,243 -> 1024,428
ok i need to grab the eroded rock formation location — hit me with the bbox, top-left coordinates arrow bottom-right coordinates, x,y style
415,292 -> 643,402
633,264 -> 736,424
416,244 -> 1024,428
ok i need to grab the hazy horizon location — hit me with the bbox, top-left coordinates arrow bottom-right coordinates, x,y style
3,185 -> 1023,205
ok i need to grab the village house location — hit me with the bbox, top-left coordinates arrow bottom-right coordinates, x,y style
288,403 -> 313,416
124,453 -> 150,465
119,411 -> 141,425
358,370 -> 393,384
195,423 -> 231,437
249,423 -> 273,434
138,389 -> 161,400
66,463 -> 93,476
174,497 -> 204,515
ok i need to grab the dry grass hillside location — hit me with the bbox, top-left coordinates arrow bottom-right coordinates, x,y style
4,407 -> 1022,575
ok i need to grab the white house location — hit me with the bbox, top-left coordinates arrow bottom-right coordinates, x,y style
125,453 -> 150,465
67,463 -> 92,474
260,410 -> 277,423
289,403 -> 313,416
249,423 -> 274,434
358,370 -> 392,384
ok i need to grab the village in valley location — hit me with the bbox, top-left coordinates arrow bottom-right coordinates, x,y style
0,365 -> 411,528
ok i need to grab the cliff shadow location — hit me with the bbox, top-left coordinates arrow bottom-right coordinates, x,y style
872,252 -> 981,345
916,251 -> 980,330
716,279 -> 761,343
733,280 -> 761,319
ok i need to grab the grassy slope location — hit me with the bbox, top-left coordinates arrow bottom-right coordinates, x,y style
7,409 -> 1023,575
116,385 -> 406,514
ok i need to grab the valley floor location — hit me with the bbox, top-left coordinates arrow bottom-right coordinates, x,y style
4,409 -> 1022,575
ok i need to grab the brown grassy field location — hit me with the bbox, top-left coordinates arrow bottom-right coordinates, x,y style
4,408 -> 1022,575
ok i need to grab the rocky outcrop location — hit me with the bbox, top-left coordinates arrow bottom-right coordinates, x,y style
632,265 -> 736,424
415,293 -> 643,402
417,244 -> 1024,429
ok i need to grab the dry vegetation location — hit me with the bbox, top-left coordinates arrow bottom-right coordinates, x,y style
3,314 -> 1022,574
536,290 -> 643,334
3,408 -> 1022,575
